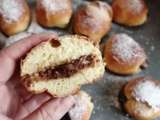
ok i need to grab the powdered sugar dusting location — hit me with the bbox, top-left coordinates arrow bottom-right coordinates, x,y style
126,0 -> 143,13
133,80 -> 160,110
111,34 -> 143,63
0,0 -> 23,22
69,92 -> 91,120
40,0 -> 69,13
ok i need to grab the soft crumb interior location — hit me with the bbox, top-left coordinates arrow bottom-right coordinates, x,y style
21,35 -> 101,76
28,59 -> 104,96
21,35 -> 105,96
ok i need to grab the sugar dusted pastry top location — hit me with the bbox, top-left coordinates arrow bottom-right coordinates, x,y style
38,0 -> 70,13
70,92 -> 89,120
0,0 -> 24,22
121,0 -> 143,14
69,91 -> 93,120
80,1 -> 112,24
133,79 -> 160,110
110,33 -> 146,64
112,0 -> 148,26
73,1 -> 112,44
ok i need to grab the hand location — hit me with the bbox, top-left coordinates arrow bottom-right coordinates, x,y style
0,33 -> 75,120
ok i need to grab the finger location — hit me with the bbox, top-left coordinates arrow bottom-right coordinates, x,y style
0,85 -> 20,117
8,67 -> 33,101
0,33 -> 57,85
15,84 -> 33,102
0,114 -> 12,120
15,93 -> 51,120
22,96 -> 75,120
2,32 -> 58,60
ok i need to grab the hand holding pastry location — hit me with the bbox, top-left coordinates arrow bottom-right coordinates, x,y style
0,33 -> 75,120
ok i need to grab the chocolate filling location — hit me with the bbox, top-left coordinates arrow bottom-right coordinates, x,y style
50,39 -> 61,48
22,54 -> 96,81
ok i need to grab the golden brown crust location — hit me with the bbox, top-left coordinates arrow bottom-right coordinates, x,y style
124,77 -> 144,99
0,0 -> 30,36
124,77 -> 154,100
123,77 -> 160,120
23,79 -> 81,97
73,1 -> 113,45
104,34 -> 147,75
112,0 -> 148,26
125,99 -> 160,120
46,86 -> 81,97
36,0 -> 72,28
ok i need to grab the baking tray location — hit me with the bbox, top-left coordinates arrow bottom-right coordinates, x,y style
0,0 -> 160,120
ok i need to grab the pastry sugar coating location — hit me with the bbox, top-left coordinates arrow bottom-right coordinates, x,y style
69,91 -> 94,120
123,77 -> 160,120
0,0 -> 30,36
112,0 -> 148,26
21,35 -> 105,97
104,33 -> 147,75
73,1 -> 113,45
36,0 -> 72,28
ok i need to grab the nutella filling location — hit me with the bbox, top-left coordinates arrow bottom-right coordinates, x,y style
50,39 -> 61,47
22,54 -> 96,81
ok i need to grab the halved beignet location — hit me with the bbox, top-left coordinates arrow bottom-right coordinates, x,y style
36,0 -> 72,28
73,1 -> 113,45
124,77 -> 160,120
0,0 -> 30,36
21,35 -> 105,97
112,0 -> 148,26
104,33 -> 147,75
69,91 -> 94,120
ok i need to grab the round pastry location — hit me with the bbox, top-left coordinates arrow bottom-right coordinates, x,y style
123,77 -> 160,120
69,91 -> 94,120
104,33 -> 147,75
36,0 -> 72,28
112,0 -> 148,26
0,0 -> 30,36
73,1 -> 113,45
21,35 -> 105,97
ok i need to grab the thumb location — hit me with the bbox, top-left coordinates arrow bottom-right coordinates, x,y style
22,96 -> 75,120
